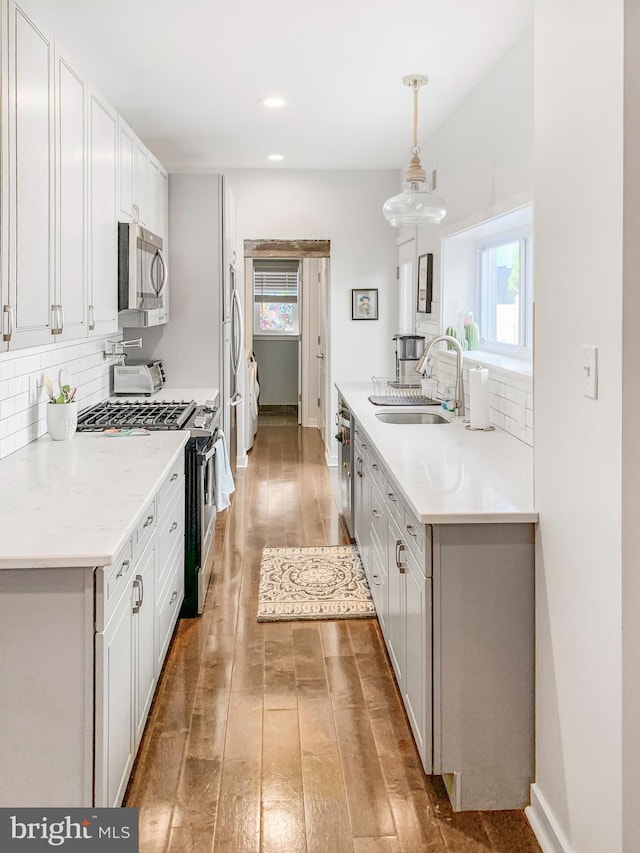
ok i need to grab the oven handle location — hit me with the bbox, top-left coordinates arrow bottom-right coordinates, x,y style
201,441 -> 218,464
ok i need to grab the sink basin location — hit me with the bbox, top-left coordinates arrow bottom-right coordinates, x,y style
375,412 -> 450,425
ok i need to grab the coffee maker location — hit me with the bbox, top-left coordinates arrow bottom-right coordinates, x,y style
392,334 -> 425,386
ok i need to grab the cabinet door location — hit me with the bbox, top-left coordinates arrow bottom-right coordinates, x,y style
55,48 -> 87,342
7,1 -> 55,349
133,542 -> 156,750
95,583 -> 134,808
404,549 -> 432,771
146,154 -> 160,235
118,118 -> 135,222
0,1 -> 8,351
88,89 -> 118,336
385,514 -> 405,685
133,138 -> 147,225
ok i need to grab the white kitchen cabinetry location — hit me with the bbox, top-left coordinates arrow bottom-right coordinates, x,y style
4,4 -> 88,348
88,88 -> 118,336
54,45 -> 87,342
95,457 -> 184,807
117,117 -> 150,227
350,413 -> 533,811
6,0 -> 55,349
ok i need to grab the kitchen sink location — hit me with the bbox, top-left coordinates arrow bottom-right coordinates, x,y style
375,412 -> 450,425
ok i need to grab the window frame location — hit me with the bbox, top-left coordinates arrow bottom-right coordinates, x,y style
253,263 -> 301,337
476,224 -> 533,357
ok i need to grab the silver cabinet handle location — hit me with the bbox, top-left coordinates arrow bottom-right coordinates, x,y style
372,574 -> 381,586
406,524 -> 417,538
58,303 -> 64,333
372,509 -> 382,518
356,457 -> 363,478
116,559 -> 130,580
143,514 -> 154,528
88,304 -> 95,331
170,473 -> 178,482
388,492 -> 397,503
371,463 -> 379,471
51,305 -> 61,335
132,574 -> 143,613
170,521 -> 178,533
362,443 -> 368,451
395,539 -> 406,574
316,353 -> 324,359
132,203 -> 140,224
3,305 -> 13,341
169,590 -> 178,606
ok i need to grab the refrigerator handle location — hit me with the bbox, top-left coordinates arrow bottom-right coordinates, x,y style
231,286 -> 244,376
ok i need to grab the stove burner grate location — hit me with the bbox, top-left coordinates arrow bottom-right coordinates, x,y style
76,400 -> 196,431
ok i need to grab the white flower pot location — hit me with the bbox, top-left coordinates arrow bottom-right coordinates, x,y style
47,401 -> 78,441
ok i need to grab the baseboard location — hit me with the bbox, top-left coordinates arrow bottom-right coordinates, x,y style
326,452 -> 338,467
236,454 -> 248,469
525,784 -> 571,853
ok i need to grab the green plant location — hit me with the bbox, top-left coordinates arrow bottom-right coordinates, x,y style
465,321 -> 480,350
444,325 -> 458,350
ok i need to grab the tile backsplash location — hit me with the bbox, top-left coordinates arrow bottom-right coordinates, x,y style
0,334 -> 120,459
428,350 -> 533,446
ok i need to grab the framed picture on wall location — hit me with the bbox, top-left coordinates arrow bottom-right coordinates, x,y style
352,288 -> 378,320
417,253 -> 433,313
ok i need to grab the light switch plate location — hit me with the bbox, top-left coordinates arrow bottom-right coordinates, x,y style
582,345 -> 598,399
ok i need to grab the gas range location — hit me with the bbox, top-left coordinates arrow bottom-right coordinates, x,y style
76,400 -> 219,436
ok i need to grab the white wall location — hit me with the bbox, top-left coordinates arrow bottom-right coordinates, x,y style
225,169 -> 399,462
415,27 -> 534,340
531,2 -> 625,851
252,339 -> 298,405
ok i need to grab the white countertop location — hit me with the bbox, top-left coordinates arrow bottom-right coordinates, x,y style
110,386 -> 219,406
337,382 -> 537,524
0,431 -> 189,569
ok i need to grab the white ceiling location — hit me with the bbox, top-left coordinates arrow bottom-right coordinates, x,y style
26,0 -> 533,172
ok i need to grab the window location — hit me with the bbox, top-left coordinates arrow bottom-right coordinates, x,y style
253,259 -> 300,335
477,226 -> 533,353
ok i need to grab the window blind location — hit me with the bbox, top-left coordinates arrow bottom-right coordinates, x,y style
253,260 -> 299,304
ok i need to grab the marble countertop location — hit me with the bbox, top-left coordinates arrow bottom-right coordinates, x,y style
0,431 -> 189,569
337,382 -> 537,524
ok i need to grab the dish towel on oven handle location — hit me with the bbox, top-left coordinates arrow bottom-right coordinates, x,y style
213,430 -> 235,511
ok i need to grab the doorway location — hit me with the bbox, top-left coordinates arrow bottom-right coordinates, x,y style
243,240 -> 330,446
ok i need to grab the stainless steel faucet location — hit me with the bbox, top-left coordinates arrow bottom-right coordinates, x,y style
416,334 -> 465,417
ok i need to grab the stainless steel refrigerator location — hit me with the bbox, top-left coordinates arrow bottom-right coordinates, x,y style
220,178 -> 243,474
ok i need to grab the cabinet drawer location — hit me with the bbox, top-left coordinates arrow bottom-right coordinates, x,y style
370,481 -> 386,561
95,539 -> 133,631
369,539 -> 387,630
156,487 -> 185,597
156,547 -> 184,670
386,477 -> 402,523
368,447 -> 385,493
134,497 -> 156,559
157,453 -> 185,520
403,505 -> 424,559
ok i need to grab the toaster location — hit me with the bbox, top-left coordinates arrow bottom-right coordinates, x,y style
112,361 -> 165,396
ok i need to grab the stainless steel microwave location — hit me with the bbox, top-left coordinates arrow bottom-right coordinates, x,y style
118,223 -> 168,327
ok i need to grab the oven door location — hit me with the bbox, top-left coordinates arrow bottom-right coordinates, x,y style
198,438 -> 218,614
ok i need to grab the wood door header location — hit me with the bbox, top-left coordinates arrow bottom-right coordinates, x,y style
244,239 -> 330,258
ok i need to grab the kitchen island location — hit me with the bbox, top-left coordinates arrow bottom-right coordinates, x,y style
336,382 -> 538,813
0,430 -> 189,808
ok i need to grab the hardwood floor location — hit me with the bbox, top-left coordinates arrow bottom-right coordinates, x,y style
124,420 -> 541,853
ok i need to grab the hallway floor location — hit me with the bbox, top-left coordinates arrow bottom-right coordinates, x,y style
124,420 -> 541,852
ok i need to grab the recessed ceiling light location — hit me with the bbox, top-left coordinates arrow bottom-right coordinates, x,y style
267,154 -> 284,162
260,97 -> 286,108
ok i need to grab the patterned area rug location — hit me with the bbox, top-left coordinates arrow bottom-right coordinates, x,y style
257,545 -> 375,622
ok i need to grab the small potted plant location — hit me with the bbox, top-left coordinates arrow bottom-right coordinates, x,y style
44,372 -> 78,441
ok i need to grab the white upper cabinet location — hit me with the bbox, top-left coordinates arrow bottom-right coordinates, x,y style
133,138 -> 147,226
118,118 -> 135,222
146,154 -> 160,235
54,46 -> 87,342
88,89 -> 118,337
0,2 -> 8,351
6,0 -> 56,349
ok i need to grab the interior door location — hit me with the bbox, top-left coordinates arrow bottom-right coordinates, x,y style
317,259 -> 328,448
398,237 -> 416,334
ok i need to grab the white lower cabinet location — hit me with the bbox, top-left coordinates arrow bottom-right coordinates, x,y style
94,453 -> 185,807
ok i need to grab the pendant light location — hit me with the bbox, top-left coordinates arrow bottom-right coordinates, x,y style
383,75 -> 447,228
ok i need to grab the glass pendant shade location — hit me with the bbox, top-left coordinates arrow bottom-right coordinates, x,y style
383,179 -> 447,227
384,75 -> 446,228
